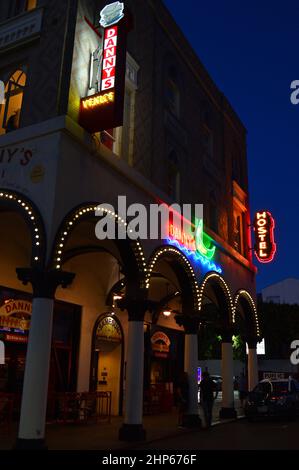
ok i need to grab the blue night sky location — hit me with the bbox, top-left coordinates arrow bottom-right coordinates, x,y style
164,0 -> 299,292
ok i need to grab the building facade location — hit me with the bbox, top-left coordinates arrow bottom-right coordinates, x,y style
261,278 -> 299,305
0,0 -> 260,448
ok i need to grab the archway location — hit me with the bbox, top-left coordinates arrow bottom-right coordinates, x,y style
0,189 -> 46,396
90,312 -> 124,416
49,203 -> 146,410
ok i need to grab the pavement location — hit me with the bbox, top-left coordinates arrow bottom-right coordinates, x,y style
0,392 -> 244,450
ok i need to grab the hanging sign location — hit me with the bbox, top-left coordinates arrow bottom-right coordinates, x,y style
151,331 -> 171,358
79,2 -> 129,133
0,299 -> 32,331
253,211 -> 276,263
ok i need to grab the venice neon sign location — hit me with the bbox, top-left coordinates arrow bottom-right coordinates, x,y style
253,211 -> 276,263
167,218 -> 222,273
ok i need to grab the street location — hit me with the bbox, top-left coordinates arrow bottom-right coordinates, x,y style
137,418 -> 299,450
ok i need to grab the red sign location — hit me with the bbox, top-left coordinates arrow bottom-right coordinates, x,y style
79,12 -> 130,133
4,333 -> 28,344
253,211 -> 276,263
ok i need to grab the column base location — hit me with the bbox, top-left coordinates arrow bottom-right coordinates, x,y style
15,438 -> 48,450
119,424 -> 146,442
219,407 -> 237,419
182,414 -> 202,428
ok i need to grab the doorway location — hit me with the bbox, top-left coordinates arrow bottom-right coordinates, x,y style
90,314 -> 124,416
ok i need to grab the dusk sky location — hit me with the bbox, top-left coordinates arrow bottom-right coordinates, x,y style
164,0 -> 299,291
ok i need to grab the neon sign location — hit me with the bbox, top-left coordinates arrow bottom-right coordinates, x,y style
167,219 -> 222,273
100,2 -> 124,28
253,211 -> 276,263
79,2 -> 128,134
81,92 -> 115,109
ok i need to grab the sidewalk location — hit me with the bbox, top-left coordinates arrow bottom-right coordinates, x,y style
0,392 -> 243,450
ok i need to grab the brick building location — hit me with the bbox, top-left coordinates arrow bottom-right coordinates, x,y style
0,0 -> 259,448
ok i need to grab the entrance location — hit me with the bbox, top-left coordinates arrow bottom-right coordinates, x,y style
0,287 -> 81,397
90,314 -> 124,416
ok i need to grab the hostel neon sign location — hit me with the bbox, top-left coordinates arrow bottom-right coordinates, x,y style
253,211 -> 276,263
167,218 -> 222,273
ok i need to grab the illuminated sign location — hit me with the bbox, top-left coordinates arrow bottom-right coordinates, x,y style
81,92 -> 115,109
0,299 -> 31,332
253,211 -> 276,263
96,316 -> 121,343
151,331 -> 171,358
79,2 -> 129,134
167,218 -> 222,273
100,2 -> 124,28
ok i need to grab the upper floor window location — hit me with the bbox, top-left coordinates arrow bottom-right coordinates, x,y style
208,191 -> 218,234
166,151 -> 181,202
8,0 -> 37,17
165,66 -> 180,118
202,123 -> 214,159
0,69 -> 27,135
233,213 -> 244,254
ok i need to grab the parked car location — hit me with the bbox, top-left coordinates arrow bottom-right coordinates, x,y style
245,378 -> 299,420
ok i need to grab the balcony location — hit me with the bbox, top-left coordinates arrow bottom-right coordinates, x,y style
0,8 -> 43,52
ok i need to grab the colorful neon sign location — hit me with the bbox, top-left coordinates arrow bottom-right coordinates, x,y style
79,2 -> 129,134
253,211 -> 276,263
167,218 -> 222,273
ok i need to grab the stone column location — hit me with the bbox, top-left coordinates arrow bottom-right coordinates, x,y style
119,299 -> 147,441
175,314 -> 201,428
219,331 -> 237,419
15,268 -> 75,449
248,338 -> 259,391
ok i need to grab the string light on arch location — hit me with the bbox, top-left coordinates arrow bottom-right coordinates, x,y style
233,289 -> 260,338
146,245 -> 201,310
52,204 -> 147,282
197,272 -> 234,315
0,190 -> 45,266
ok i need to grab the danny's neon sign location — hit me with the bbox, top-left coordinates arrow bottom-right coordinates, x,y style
79,2 -> 128,133
167,219 -> 221,273
253,211 -> 276,263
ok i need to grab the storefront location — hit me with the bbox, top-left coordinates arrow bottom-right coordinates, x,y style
0,286 -> 81,401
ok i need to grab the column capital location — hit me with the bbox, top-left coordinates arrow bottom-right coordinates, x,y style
175,314 -> 200,334
220,328 -> 235,343
16,268 -> 75,299
247,337 -> 258,349
117,297 -> 149,321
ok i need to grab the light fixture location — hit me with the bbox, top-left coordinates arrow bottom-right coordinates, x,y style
162,283 -> 172,317
162,309 -> 172,317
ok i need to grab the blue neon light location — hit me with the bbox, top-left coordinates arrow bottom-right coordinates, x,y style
166,238 -> 223,274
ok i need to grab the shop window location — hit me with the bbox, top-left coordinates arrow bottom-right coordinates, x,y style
0,69 -> 27,135
8,0 -> 37,17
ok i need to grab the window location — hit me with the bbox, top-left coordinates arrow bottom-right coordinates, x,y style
233,212 -> 245,255
202,124 -> 214,159
9,0 -> 37,17
0,69 -> 27,135
208,192 -> 218,234
166,152 -> 180,202
165,65 -> 180,118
